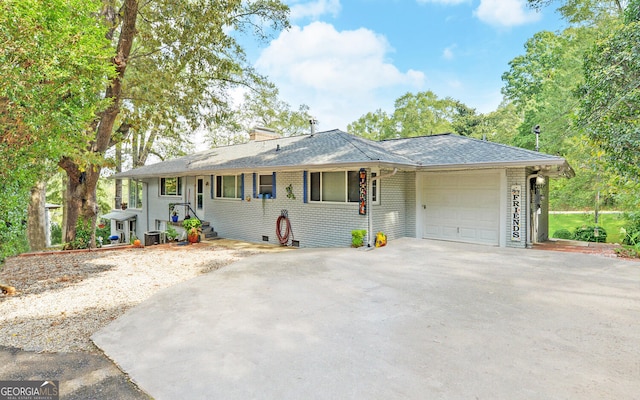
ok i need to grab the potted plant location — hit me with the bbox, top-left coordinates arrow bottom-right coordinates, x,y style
170,203 -> 179,222
182,218 -> 202,243
351,229 -> 367,248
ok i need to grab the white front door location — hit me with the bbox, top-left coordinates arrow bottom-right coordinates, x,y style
421,171 -> 500,245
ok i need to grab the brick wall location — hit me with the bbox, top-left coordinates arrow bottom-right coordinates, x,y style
193,169 -> 413,248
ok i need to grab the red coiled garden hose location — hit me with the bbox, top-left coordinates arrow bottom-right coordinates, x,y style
276,210 -> 292,245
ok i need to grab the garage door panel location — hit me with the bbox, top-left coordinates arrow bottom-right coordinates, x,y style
422,172 -> 500,246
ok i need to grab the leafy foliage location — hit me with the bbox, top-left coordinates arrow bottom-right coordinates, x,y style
204,85 -> 313,147
573,226 -> 607,243
63,217 -> 93,250
552,229 -> 573,239
620,213 -> 640,246
0,0 -> 114,260
351,229 -> 367,248
578,3 -> 640,180
348,91 -> 482,139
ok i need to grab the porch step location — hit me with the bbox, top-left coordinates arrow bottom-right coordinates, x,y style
200,221 -> 218,239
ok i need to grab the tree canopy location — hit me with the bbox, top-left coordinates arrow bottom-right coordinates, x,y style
578,1 -> 640,180
56,0 -> 289,246
0,0 -> 114,261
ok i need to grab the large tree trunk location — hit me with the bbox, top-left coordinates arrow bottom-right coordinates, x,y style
59,0 -> 138,248
26,181 -> 47,251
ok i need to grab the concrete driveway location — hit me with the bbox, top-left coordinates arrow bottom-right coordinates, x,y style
92,238 -> 640,399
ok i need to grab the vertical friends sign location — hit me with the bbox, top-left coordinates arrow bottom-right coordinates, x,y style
511,185 -> 522,241
359,168 -> 367,215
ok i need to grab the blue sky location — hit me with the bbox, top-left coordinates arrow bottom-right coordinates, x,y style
243,0 -> 568,131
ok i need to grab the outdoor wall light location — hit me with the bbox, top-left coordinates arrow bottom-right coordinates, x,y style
536,175 -> 546,185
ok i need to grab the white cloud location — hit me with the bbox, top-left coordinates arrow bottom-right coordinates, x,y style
288,0 -> 341,20
442,44 -> 456,60
256,22 -> 425,130
474,0 -> 541,27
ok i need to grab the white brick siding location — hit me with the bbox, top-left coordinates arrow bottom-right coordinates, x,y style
134,167 -> 535,249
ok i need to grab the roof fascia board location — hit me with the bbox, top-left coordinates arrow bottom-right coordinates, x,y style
111,161 -> 413,179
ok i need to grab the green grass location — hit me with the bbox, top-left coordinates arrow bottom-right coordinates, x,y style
549,212 -> 627,243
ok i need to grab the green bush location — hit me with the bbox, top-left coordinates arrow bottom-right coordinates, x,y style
573,226 -> 607,243
64,217 -> 93,250
552,229 -> 573,240
351,229 -> 367,248
621,212 -> 640,245
95,223 -> 110,247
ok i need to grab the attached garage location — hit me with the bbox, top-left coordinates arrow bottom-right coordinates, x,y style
420,170 -> 502,246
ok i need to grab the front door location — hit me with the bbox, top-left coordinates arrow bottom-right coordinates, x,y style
196,177 -> 204,213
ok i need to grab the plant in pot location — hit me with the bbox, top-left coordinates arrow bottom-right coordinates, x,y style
170,204 -> 179,222
351,229 -> 367,248
182,218 -> 202,243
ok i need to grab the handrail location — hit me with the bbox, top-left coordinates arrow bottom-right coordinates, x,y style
169,202 -> 201,222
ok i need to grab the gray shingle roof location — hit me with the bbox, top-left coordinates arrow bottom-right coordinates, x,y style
114,130 -> 573,179
380,133 -> 568,167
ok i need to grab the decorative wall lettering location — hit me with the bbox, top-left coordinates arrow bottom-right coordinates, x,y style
359,168 -> 367,215
511,185 -> 522,241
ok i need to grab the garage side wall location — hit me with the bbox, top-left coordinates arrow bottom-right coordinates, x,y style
506,168 -> 528,249
372,170 -> 412,243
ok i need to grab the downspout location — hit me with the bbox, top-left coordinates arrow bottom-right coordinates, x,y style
144,181 -> 149,232
367,168 -> 398,247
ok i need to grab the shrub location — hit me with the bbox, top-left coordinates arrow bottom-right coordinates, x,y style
63,217 -> 99,250
621,212 -> 640,245
351,229 -> 367,248
573,226 -> 607,243
552,229 -> 573,240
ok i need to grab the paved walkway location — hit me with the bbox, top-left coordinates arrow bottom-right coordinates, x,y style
93,238 -> 640,399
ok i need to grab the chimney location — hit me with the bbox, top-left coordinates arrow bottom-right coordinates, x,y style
249,127 -> 280,141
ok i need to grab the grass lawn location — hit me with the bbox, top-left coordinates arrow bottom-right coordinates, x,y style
549,212 -> 627,243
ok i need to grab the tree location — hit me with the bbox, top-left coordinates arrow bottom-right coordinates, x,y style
471,102 -> 522,144
348,91 -> 477,140
203,84 -> 314,147
392,91 -> 457,137
59,0 -> 289,247
578,0 -> 640,180
347,109 -> 396,140
526,0 -> 625,24
0,0 -> 114,260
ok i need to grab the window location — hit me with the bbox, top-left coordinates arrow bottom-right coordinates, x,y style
128,179 -> 143,208
259,174 -> 273,197
160,177 -> 182,196
371,171 -> 380,205
216,175 -> 242,199
310,171 -> 360,203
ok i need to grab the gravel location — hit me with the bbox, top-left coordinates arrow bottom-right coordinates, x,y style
0,242 -> 267,353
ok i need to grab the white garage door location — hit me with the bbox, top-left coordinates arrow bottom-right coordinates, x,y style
422,171 -> 500,245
